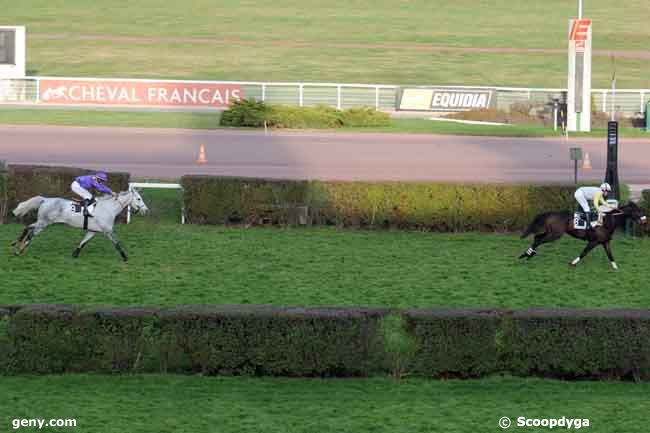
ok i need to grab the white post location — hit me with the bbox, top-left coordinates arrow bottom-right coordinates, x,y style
611,75 -> 616,121
578,0 -> 583,18
602,90 -> 607,113
299,84 -> 304,107
337,85 -> 342,110
35,77 -> 40,103
261,84 -> 266,102
126,184 -> 132,224
641,91 -> 646,113
375,86 -> 380,110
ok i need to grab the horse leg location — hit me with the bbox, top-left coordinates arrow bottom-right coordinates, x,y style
14,222 -> 47,256
12,226 -> 30,246
569,240 -> 599,267
602,241 -> 618,270
12,226 -> 31,255
72,231 -> 97,258
520,232 -> 563,259
104,231 -> 128,262
520,233 -> 546,259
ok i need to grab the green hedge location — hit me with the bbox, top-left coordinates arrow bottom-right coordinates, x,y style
5,305 -> 160,374
0,307 -> 11,373
0,305 -> 387,377
5,165 -> 130,223
220,99 -> 390,129
181,176 -> 311,225
403,309 -> 502,378
0,161 -> 7,224
159,306 -> 387,376
182,176 -> 578,231
220,98 -> 268,127
504,309 -> 650,380
4,305 -> 650,380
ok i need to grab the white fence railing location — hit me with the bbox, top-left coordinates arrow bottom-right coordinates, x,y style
127,182 -> 184,224
1,77 -> 649,115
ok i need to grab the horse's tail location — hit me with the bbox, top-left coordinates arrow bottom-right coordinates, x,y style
12,196 -> 45,217
521,214 -> 547,238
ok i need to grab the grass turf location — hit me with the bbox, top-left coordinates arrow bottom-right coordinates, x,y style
1,375 -> 648,433
5,0 -> 650,87
2,109 -> 649,138
2,218 -> 649,308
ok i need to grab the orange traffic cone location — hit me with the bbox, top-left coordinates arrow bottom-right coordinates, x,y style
196,144 -> 208,165
582,152 -> 592,170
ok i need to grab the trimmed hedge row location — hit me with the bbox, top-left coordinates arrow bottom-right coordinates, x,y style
403,309 -> 502,378
0,305 -> 388,377
219,98 -> 391,129
2,305 -> 650,380
181,176 -> 310,225
504,309 -> 650,380
182,176 -> 579,231
2,165 -> 130,223
0,161 -> 7,224
160,306 -> 387,376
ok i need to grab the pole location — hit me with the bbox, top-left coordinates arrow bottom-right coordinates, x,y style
606,121 -> 620,200
578,0 -> 583,18
574,160 -> 578,184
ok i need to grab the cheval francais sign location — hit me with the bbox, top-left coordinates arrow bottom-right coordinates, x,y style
39,79 -> 243,108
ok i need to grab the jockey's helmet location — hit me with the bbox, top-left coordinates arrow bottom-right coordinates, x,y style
96,172 -> 108,183
600,182 -> 612,192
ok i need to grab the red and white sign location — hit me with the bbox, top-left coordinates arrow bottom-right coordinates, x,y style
39,79 -> 243,108
567,19 -> 593,132
569,19 -> 591,53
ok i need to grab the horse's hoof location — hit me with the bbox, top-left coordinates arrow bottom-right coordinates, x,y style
568,262 -> 576,267
72,250 -> 80,258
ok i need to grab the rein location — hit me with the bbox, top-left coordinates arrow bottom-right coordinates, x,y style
115,191 -> 133,210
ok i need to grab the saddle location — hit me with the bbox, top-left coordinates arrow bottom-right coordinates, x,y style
70,198 -> 97,230
573,211 -> 596,230
70,199 -> 96,215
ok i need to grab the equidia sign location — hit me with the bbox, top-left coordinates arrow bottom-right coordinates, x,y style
399,88 -> 494,112
39,78 -> 243,108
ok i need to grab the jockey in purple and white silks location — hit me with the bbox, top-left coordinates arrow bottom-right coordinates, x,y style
71,172 -> 115,216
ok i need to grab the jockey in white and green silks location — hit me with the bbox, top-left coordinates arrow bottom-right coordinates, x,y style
574,182 -> 614,228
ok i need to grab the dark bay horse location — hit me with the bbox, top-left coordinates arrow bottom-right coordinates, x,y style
519,202 -> 647,269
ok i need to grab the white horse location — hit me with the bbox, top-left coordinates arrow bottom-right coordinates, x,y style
11,190 -> 148,261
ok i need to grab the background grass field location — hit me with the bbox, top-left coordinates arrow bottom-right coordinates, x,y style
2,219 -> 648,308
2,375 -> 649,433
3,3 -> 649,429
5,0 -> 650,87
2,109 -> 649,137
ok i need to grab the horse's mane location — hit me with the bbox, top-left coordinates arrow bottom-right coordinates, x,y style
621,201 -> 640,210
96,191 -> 130,201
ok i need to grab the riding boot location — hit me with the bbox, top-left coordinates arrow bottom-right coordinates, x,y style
585,212 -> 593,229
83,198 -> 95,217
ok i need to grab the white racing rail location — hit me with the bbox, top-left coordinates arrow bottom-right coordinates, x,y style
127,182 -> 184,224
1,76 -> 648,115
